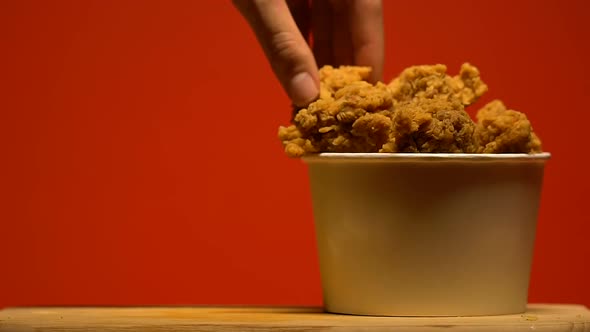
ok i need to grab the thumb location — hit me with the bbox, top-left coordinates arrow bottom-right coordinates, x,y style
233,0 -> 320,107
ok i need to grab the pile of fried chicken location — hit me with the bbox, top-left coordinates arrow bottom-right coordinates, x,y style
278,63 -> 542,157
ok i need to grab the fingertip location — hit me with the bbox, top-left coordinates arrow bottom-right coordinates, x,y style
348,0 -> 384,82
370,64 -> 384,83
289,72 -> 320,107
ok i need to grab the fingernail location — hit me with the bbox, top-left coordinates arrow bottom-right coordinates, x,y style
290,72 -> 319,107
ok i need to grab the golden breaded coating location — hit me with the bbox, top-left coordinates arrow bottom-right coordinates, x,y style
278,125 -> 317,158
384,98 -> 477,153
278,63 -> 542,157
319,65 -> 372,99
388,63 -> 487,106
450,63 -> 489,105
388,64 -> 449,102
278,69 -> 395,157
474,100 -> 542,153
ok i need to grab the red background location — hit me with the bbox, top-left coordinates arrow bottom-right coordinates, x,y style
1,0 -> 589,308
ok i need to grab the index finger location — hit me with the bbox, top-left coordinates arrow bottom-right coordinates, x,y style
347,0 -> 384,82
233,0 -> 320,106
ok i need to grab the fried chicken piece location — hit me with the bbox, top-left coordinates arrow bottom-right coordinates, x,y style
383,98 -> 477,153
278,125 -> 318,158
279,63 -> 543,157
291,65 -> 373,120
278,69 -> 394,157
450,63 -> 489,105
474,100 -> 542,153
388,64 -> 448,102
319,65 -> 372,100
388,63 -> 488,106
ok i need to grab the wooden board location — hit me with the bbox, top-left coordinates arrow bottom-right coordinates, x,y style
1,304 -> 589,331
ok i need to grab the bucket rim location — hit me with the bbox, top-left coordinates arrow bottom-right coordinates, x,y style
302,152 -> 551,163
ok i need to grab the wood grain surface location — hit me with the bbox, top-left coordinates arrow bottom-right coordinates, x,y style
1,304 -> 589,332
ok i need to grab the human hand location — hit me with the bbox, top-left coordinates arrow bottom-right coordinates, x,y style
233,0 -> 384,107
